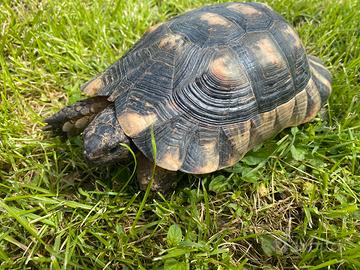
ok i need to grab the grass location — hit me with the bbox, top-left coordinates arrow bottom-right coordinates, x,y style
0,0 -> 359,269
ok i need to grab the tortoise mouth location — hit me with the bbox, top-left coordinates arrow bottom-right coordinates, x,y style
83,149 -> 130,166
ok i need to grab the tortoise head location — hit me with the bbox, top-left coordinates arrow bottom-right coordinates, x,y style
83,106 -> 130,165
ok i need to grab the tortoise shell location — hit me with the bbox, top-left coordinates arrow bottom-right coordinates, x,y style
81,2 -> 332,174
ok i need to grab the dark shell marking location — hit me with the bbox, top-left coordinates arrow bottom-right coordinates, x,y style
81,2 -> 332,174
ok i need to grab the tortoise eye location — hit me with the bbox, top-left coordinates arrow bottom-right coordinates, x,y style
108,146 -> 118,154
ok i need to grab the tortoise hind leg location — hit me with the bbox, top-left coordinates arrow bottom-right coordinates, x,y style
136,152 -> 177,194
43,96 -> 110,138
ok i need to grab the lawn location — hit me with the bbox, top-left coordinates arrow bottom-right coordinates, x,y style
1,0 -> 359,269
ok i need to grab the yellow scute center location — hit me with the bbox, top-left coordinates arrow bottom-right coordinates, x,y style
159,34 -> 184,50
195,141 -> 219,174
209,53 -> 249,85
82,78 -> 104,96
253,38 -> 285,68
227,3 -> 262,15
199,12 -> 231,27
118,111 -> 158,137
157,148 -> 182,171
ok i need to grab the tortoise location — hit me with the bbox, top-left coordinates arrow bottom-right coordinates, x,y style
44,2 -> 332,192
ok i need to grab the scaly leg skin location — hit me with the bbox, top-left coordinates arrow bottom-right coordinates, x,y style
43,96 -> 110,138
136,152 -> 178,194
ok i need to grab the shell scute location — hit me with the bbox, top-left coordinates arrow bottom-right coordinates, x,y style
226,2 -> 273,31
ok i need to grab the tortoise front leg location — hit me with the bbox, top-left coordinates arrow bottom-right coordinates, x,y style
136,152 -> 177,193
43,96 -> 110,138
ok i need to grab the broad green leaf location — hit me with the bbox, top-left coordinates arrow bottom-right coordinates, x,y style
242,150 -> 270,166
164,258 -> 187,270
290,145 -> 306,161
291,126 -> 299,137
260,235 -> 283,257
241,167 -> 260,183
209,175 -> 228,193
167,224 -> 182,247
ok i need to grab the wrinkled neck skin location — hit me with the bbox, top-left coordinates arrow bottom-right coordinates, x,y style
83,105 -> 131,165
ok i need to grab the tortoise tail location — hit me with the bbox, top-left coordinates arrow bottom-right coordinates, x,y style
43,96 -> 110,138
308,55 -> 332,105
